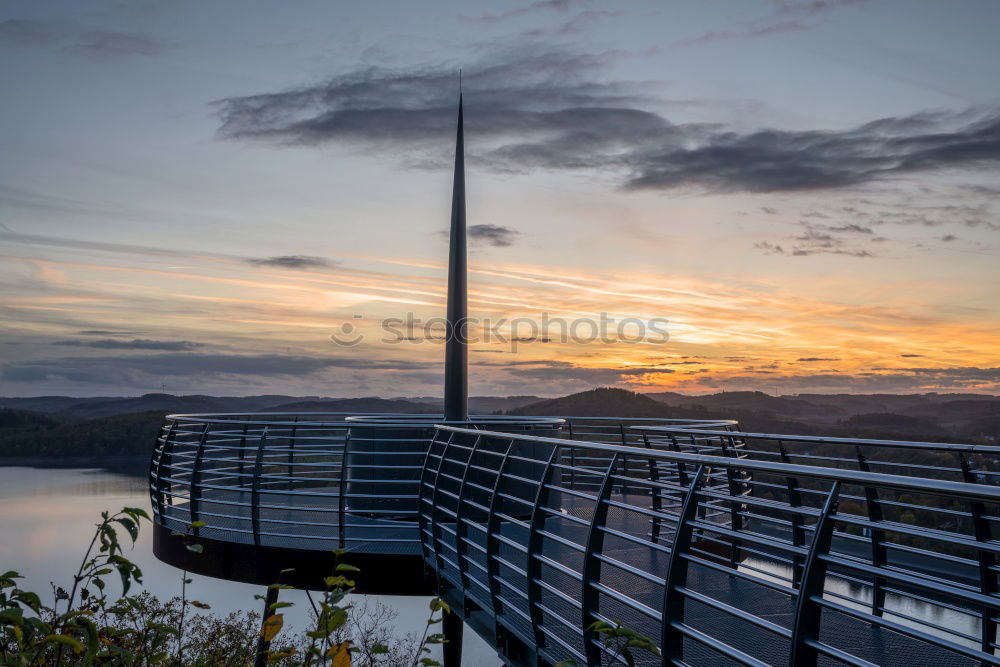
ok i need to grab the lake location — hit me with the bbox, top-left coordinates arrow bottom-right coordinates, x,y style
1,466 -> 983,664
0,466 -> 500,665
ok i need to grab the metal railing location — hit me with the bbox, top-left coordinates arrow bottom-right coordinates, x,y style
421,425 -> 1000,666
637,426 -> 1000,483
148,413 -> 730,554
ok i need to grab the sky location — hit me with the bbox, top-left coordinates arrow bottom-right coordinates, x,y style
1,0 -> 999,398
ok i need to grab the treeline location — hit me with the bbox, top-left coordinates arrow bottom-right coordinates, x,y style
0,408 -> 165,459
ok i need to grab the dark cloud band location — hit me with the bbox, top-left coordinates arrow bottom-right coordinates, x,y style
216,49 -> 1000,194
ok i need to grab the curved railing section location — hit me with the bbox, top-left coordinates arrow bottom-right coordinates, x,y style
421,425 -> 1000,666
147,413 -> 733,556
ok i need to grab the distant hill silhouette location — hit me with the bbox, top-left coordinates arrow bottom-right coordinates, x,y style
513,388 -> 672,418
265,397 -> 436,414
0,393 -> 305,419
1,388 -> 996,462
515,388 -> 998,443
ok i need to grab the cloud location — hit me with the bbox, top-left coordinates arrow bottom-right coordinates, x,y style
468,0 -> 589,22
72,30 -> 165,57
674,20 -> 810,48
0,19 -> 166,57
0,19 -> 62,45
797,357 -> 840,362
54,338 -> 203,351
757,222 -> 879,258
501,361 -> 675,387
771,0 -> 870,15
825,223 -> 873,234
78,330 -> 142,336
248,255 -> 333,269
216,48 -> 1000,194
467,224 -> 519,247
1,353 -> 434,386
754,241 -> 785,254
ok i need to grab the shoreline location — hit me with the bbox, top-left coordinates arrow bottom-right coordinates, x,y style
0,455 -> 147,470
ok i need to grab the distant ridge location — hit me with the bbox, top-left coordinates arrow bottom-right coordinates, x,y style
512,388 -> 671,418
1,388 -> 996,463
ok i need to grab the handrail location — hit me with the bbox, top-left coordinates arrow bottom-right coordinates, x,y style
432,426 -> 1000,500
425,425 -> 1000,666
636,426 -> 1000,454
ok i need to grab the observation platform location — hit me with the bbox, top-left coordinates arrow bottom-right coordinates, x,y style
149,412 -> 1000,665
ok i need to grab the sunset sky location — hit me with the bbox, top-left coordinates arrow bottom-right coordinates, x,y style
1,0 -> 998,397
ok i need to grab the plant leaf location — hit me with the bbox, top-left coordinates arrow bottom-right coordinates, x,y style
260,613 -> 283,642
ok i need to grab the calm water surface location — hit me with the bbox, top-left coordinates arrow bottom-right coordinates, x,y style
0,467 -> 499,665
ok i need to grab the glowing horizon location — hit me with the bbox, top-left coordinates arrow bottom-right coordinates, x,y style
1,1 -> 998,397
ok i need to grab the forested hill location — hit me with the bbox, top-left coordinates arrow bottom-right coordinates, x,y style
513,388 -> 999,444
1,388 -> 997,461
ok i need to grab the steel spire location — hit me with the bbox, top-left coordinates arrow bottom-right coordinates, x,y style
444,87 -> 468,421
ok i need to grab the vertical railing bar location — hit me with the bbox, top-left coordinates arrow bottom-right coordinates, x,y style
189,423 -> 210,536
417,429 -> 445,566
287,416 -> 298,491
567,419 -> 577,490
778,440 -> 805,588
660,464 -> 707,665
454,433 -> 483,601
430,430 -> 458,594
527,443 -> 561,656
486,439 -> 516,621
237,423 -> 249,489
720,435 -> 745,568
855,446 -> 887,618
645,433 -> 664,545
251,427 -> 268,548
789,480 -> 842,667
581,452 -> 620,665
960,452 -> 998,656
152,420 -> 177,521
338,427 -> 351,549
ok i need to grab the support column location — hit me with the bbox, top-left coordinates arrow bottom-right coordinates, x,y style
443,609 -> 464,667
254,585 -> 279,667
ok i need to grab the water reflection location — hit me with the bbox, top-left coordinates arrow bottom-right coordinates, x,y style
740,556 -> 980,648
0,467 -> 499,665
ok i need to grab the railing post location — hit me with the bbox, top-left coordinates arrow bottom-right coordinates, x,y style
959,452 -> 998,655
152,420 -> 177,521
565,420 -> 577,489
644,434 -> 664,545
777,441 -> 805,587
581,453 -> 619,665
251,428 -> 268,547
527,444 -> 560,656
455,434 -> 483,597
429,431 -> 457,592
339,428 -> 351,549
719,435 -> 744,567
237,424 -> 249,489
855,446 -> 887,617
189,423 -> 210,536
287,417 -> 298,491
486,439 -> 516,620
254,584 -> 279,667
660,465 -> 707,665
790,481 -> 841,667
